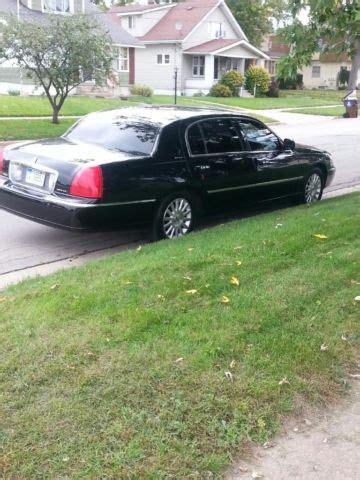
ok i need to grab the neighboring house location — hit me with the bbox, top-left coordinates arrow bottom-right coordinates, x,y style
261,34 -> 290,78
262,33 -> 359,90
111,0 -> 269,96
301,52 -> 357,90
0,0 -> 143,95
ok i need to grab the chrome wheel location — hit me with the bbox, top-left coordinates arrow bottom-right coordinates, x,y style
162,197 -> 192,239
305,173 -> 322,203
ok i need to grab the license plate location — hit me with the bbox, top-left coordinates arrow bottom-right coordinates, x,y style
25,167 -> 46,187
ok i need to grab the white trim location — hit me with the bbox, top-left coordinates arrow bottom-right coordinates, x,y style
115,4 -> 175,18
219,0 -> 249,42
183,40 -> 270,60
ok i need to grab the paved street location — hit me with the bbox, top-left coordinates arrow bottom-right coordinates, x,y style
0,114 -> 359,285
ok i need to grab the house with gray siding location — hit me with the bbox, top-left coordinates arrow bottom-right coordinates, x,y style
0,0 -> 143,95
112,0 -> 269,96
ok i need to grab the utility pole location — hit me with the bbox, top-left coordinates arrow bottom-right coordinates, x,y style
17,0 -> 20,20
174,66 -> 178,105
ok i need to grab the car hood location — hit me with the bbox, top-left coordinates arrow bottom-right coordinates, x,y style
5,137 -> 142,166
294,143 -> 329,156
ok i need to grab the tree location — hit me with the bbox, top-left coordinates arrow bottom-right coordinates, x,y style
227,0 -> 288,46
0,15 -> 113,123
277,1 -> 360,94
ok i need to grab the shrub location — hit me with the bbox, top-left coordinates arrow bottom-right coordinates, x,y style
209,83 -> 232,97
219,70 -> 244,96
245,65 -> 271,96
8,89 -> 20,96
130,84 -> 153,97
266,80 -> 280,97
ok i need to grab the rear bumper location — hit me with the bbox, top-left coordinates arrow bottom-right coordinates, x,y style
0,179 -> 156,231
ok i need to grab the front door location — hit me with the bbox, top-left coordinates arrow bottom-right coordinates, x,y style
235,118 -> 303,200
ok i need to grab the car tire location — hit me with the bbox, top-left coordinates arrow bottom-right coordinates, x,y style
152,192 -> 199,240
302,169 -> 324,204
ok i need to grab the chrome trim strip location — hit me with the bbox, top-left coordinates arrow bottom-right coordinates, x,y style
207,176 -> 303,194
0,182 -> 156,208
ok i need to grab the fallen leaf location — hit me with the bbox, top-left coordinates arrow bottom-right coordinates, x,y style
322,438 -> 328,443
263,441 -> 276,449
230,276 -> 239,286
350,280 -> 360,285
349,374 -> 360,379
136,246 -> 142,252
221,295 -> 230,304
313,234 -> 328,240
236,260 -> 242,266
186,289 -> 198,295
62,457 -> 69,463
224,371 -> 233,382
293,427 -> 299,432
188,248 -> 194,252
229,360 -> 236,369
234,246 -> 243,250
304,418 -> 312,426
341,335 -> 348,341
157,294 -> 165,300
50,284 -> 59,290
183,276 -> 192,281
279,377 -> 290,386
251,470 -> 264,479
175,357 -> 184,363
320,343 -> 329,351
124,281 -> 133,285
354,296 -> 360,302
275,223 -> 283,229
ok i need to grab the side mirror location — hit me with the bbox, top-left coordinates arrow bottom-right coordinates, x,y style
283,138 -> 295,151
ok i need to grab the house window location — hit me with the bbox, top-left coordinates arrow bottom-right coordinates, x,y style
312,65 -> 321,78
128,16 -> 135,29
44,0 -> 70,13
113,47 -> 129,72
208,22 -> 226,39
157,54 -> 170,65
193,56 -> 205,77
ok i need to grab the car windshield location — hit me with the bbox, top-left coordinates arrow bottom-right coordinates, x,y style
65,115 -> 160,155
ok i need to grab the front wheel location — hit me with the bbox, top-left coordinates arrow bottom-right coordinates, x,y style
152,193 -> 197,240
302,170 -> 324,204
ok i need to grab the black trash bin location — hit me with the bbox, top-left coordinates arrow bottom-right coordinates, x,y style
343,97 -> 358,118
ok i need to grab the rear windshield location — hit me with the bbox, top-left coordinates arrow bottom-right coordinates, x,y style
65,116 -> 160,155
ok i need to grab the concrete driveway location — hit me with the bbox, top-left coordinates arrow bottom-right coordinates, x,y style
1,114 -> 359,288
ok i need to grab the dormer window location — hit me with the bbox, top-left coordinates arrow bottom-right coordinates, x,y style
128,16 -> 135,29
44,0 -> 71,13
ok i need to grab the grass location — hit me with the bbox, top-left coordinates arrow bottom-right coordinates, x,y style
294,106 -> 345,117
0,194 -> 359,478
0,119 -> 76,141
195,92 -> 343,110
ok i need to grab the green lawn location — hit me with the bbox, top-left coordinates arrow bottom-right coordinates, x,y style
294,106 -> 345,117
0,119 -> 76,141
1,194 -> 359,478
194,93 -> 343,110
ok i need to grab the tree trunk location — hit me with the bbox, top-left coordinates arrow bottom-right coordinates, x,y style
348,39 -> 360,94
52,107 -> 60,125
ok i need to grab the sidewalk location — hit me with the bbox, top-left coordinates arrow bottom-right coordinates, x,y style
227,379 -> 360,480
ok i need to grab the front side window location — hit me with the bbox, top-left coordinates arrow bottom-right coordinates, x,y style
113,47 -> 129,72
312,65 -> 321,78
193,56 -> 205,77
157,54 -> 170,65
44,0 -> 70,13
237,120 -> 280,151
66,116 -> 160,156
187,119 -> 244,156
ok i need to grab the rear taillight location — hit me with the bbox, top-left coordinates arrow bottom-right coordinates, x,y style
69,166 -> 103,199
0,150 -> 4,176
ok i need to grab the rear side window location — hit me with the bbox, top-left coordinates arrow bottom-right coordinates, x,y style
187,118 -> 244,155
237,120 -> 280,151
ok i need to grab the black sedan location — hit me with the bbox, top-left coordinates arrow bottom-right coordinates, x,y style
0,106 -> 335,239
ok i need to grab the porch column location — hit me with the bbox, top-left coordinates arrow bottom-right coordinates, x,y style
204,55 -> 215,89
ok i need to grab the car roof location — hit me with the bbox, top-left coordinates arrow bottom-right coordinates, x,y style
83,105 -> 257,127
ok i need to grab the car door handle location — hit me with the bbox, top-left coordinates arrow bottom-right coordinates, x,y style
194,164 -> 211,171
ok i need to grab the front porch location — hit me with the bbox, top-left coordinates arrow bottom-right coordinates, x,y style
182,39 -> 269,96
